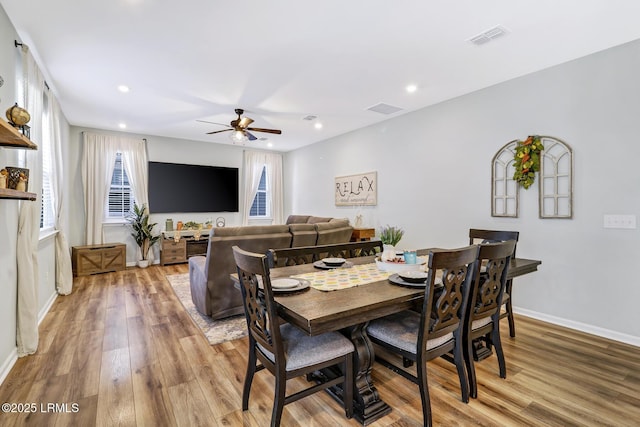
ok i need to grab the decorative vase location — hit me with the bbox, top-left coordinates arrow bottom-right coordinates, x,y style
381,244 -> 396,262
137,259 -> 150,268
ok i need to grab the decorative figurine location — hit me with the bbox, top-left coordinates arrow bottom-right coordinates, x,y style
16,172 -> 27,192
6,103 -> 30,126
0,169 -> 7,189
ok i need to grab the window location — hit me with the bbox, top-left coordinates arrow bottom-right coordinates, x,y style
249,165 -> 270,217
40,93 -> 54,230
107,152 -> 134,218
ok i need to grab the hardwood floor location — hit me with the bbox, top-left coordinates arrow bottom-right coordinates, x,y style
1,264 -> 639,426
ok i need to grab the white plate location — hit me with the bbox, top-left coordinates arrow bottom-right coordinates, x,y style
388,273 -> 428,288
313,260 -> 354,270
322,257 -> 346,266
271,278 -> 301,289
398,270 -> 428,283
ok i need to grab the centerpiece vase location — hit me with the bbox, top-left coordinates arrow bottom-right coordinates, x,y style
381,244 -> 396,262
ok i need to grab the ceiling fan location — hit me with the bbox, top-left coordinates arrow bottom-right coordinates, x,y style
202,108 -> 282,143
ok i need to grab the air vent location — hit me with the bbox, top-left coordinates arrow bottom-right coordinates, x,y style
468,25 -> 509,46
302,115 -> 317,121
367,102 -> 403,115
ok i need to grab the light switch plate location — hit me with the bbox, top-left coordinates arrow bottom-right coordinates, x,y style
603,214 -> 637,229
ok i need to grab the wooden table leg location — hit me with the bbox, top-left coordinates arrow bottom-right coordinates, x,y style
344,322 -> 391,425
313,322 -> 392,424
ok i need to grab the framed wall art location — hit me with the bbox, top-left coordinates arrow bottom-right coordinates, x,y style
335,171 -> 377,206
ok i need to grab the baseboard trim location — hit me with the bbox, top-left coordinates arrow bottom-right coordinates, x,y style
1,291 -> 58,385
39,291 -> 58,324
515,307 -> 640,348
0,348 -> 18,386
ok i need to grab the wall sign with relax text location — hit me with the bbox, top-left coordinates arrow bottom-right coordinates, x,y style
335,171 -> 377,206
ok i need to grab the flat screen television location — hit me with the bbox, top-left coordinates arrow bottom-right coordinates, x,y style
148,161 -> 239,213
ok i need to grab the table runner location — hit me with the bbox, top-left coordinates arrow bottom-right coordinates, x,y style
292,263 -> 394,291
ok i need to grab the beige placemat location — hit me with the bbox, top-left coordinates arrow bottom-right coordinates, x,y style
291,263 -> 393,291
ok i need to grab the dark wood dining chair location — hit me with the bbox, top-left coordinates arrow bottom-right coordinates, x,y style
464,240 -> 516,399
232,246 -> 355,427
366,245 -> 479,426
469,228 -> 519,337
267,240 -> 383,267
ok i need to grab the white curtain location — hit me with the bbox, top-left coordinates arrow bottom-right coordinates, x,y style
121,139 -> 149,213
121,139 -> 151,260
16,45 -> 44,357
81,133 -> 149,248
48,97 -> 73,295
81,133 -> 118,245
267,153 -> 284,224
242,150 -> 284,225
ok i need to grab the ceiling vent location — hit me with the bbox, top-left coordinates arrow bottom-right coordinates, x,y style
302,115 -> 317,121
468,25 -> 509,46
367,102 -> 403,115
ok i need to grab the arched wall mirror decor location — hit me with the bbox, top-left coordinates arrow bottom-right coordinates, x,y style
538,136 -> 573,219
491,136 -> 574,219
491,140 -> 519,217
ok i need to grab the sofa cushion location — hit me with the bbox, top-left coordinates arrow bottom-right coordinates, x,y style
289,223 -> 318,247
315,219 -> 353,245
308,216 -> 333,224
213,225 -> 291,237
286,215 -> 311,224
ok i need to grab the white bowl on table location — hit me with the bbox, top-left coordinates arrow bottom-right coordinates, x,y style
375,256 -> 426,273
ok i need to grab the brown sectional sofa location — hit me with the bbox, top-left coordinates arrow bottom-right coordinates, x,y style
189,216 -> 352,319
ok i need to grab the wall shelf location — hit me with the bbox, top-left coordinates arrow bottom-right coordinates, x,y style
0,118 -> 37,200
0,118 -> 37,149
0,187 -> 37,201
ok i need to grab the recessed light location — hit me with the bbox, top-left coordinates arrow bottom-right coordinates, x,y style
117,85 -> 130,93
406,84 -> 417,93
118,123 -> 127,129
314,122 -> 323,129
267,142 -> 273,148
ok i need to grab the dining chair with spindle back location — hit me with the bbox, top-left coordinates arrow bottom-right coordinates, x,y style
464,240 -> 516,399
232,246 -> 354,427
366,245 -> 479,426
267,240 -> 383,268
469,228 -> 519,337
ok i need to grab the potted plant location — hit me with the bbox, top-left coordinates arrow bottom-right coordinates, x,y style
379,225 -> 404,261
127,202 -> 161,268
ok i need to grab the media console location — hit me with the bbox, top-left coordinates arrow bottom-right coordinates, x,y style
160,232 -> 210,266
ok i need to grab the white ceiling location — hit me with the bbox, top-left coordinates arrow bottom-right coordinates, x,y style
2,1 -> 640,152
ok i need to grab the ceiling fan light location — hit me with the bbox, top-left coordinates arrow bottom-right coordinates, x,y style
230,130 -> 248,144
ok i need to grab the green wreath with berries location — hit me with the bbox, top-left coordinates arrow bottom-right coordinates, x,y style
513,135 -> 544,189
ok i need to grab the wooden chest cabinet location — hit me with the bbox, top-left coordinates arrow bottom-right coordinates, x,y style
72,243 -> 126,276
161,238 -> 187,265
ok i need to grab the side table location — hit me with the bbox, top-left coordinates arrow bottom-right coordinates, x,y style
351,228 -> 375,242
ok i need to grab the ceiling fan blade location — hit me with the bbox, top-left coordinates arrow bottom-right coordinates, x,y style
246,131 -> 258,141
246,127 -> 282,135
206,128 -> 233,135
238,117 -> 254,128
196,119 -> 231,127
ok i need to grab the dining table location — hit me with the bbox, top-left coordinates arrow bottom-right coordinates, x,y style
265,251 -> 542,425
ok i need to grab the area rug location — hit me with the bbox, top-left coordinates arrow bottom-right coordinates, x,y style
165,273 -> 247,345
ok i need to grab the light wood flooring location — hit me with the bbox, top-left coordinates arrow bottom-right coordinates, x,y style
1,264 -> 639,426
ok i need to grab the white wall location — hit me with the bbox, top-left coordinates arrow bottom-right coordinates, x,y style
0,4 -> 22,380
0,5 -> 68,381
285,39 -> 640,343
